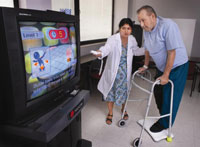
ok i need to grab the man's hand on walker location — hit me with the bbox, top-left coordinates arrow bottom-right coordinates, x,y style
157,74 -> 169,85
138,65 -> 148,73
138,67 -> 146,73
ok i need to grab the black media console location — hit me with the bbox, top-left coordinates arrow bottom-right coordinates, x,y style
0,90 -> 91,147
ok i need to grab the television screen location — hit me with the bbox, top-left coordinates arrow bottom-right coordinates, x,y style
0,7 -> 80,125
19,21 -> 77,101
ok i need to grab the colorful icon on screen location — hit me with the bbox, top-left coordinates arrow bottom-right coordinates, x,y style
30,47 -> 50,78
49,28 -> 68,40
33,51 -> 47,71
66,48 -> 72,62
20,26 -> 43,51
42,27 -> 59,46
59,27 -> 69,44
70,26 -> 76,44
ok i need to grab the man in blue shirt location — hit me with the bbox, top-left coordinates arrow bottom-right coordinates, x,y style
137,5 -> 189,133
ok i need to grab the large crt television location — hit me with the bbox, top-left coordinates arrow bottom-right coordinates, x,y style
0,7 -> 80,125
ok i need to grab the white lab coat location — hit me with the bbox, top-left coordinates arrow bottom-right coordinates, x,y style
97,33 -> 144,100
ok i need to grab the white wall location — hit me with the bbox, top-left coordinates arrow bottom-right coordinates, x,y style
19,0 -> 73,12
51,0 -> 74,14
113,0 -> 129,33
19,0 -> 51,10
172,18 -> 196,57
128,0 -> 200,58
128,0 -> 136,21
19,0 -> 26,8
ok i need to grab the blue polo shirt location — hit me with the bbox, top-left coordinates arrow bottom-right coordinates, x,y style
143,16 -> 188,72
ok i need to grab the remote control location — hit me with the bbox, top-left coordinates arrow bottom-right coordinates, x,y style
90,50 -> 101,55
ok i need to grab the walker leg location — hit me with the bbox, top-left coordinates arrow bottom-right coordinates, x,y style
134,92 -> 154,147
166,136 -> 172,142
133,137 -> 141,147
167,80 -> 174,142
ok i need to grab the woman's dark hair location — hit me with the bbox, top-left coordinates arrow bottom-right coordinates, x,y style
137,5 -> 157,18
119,18 -> 134,32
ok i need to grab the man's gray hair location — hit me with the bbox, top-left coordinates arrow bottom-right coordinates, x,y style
137,5 -> 157,18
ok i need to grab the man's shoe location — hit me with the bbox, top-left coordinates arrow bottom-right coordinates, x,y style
150,121 -> 165,133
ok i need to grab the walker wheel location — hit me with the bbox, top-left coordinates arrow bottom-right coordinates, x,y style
166,136 -> 172,142
118,119 -> 126,127
133,137 -> 141,147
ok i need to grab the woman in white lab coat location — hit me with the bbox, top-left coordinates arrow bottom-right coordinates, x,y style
94,18 -> 144,125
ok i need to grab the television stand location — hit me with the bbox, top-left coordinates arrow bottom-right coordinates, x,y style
0,90 -> 92,147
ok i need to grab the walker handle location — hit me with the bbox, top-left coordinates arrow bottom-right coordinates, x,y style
132,70 -> 153,84
154,79 -> 174,86
131,70 -> 154,94
155,80 -> 161,85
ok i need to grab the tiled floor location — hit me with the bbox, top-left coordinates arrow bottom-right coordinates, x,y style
82,75 -> 200,147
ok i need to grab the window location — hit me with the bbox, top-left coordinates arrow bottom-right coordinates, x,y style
79,0 -> 113,44
0,0 -> 14,7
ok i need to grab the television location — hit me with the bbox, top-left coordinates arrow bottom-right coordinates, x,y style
0,7 -> 80,125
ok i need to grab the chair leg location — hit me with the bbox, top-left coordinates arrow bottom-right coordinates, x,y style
89,77 -> 93,93
190,66 -> 197,97
198,77 -> 200,92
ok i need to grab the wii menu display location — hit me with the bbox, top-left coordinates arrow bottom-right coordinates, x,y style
19,21 -> 77,101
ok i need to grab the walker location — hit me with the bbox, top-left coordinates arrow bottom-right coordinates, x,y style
118,70 -> 174,147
